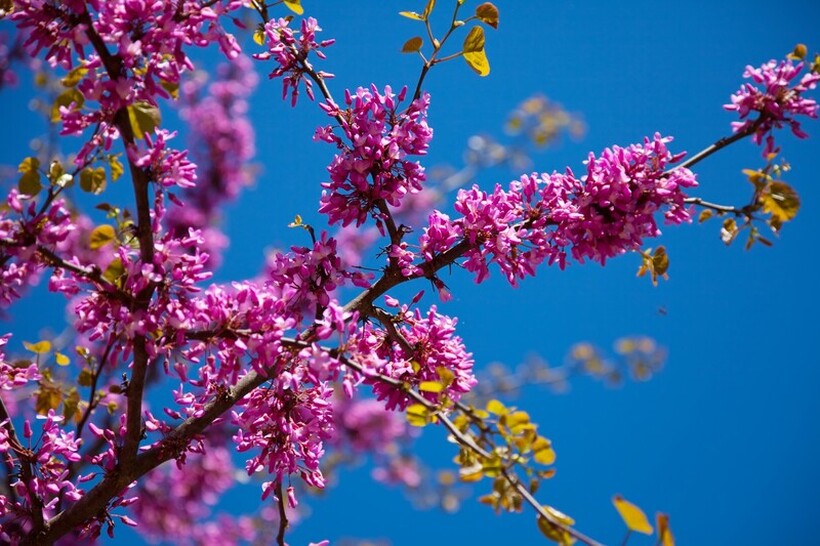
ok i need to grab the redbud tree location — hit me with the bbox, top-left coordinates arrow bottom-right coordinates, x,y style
0,1 -> 817,545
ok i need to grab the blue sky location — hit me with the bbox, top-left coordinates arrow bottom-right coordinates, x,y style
2,1 -> 820,545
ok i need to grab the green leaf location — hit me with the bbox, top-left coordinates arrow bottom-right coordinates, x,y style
475,2 -> 499,29
78,367 -> 94,387
17,157 -> 42,195
613,495 -> 654,534
127,101 -> 162,138
19,170 -> 42,196
63,387 -> 82,422
652,246 -> 669,276
159,78 -> 180,100
399,11 -> 424,21
89,224 -> 117,250
79,167 -> 107,194
102,257 -> 126,286
61,66 -> 88,87
283,0 -> 303,15
402,36 -> 423,53
24,340 -> 52,354
463,26 -> 490,76
51,88 -> 84,123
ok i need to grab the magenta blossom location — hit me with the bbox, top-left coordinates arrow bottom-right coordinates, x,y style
317,85 -> 433,230
254,16 -> 334,106
725,57 -> 819,156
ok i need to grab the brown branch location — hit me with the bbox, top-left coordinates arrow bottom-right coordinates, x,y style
0,396 -> 45,536
684,197 -> 749,216
274,480 -> 288,546
277,337 -> 603,546
78,11 -> 157,469
672,118 -> 763,172
28,370 -> 267,544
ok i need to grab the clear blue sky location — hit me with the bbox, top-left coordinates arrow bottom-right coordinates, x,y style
2,1 -> 820,545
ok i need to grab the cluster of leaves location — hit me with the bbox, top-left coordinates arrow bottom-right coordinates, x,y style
400,0 -> 499,78
696,155 -> 800,250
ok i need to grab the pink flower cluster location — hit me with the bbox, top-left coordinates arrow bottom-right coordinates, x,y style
11,0 -> 244,164
232,379 -> 335,494
72,194 -> 212,365
317,86 -> 433,230
420,134 -> 697,285
254,16 -> 334,106
725,57 -> 819,156
353,302 -> 475,410
0,410 -> 88,538
0,335 -> 41,420
131,129 -> 197,189
266,232 -> 362,318
0,191 -> 76,307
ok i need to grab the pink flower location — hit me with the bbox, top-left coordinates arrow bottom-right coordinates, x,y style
355,305 -> 475,410
254,17 -> 334,106
725,57 -> 819,156
318,85 -> 433,230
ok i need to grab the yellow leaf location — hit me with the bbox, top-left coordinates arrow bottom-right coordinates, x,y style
406,403 -> 430,427
283,0 -> 303,15
18,156 -> 40,174
536,505 -> 575,545
419,380 -> 444,393
89,224 -> 117,250
612,495 -> 654,534
55,352 -> 70,366
399,11 -> 424,21
253,27 -> 266,46
24,340 -> 52,354
532,436 -> 556,465
422,0 -> 436,19
402,36 -> 423,53
486,398 -> 507,415
109,155 -> 124,181
463,26 -> 490,76
475,2 -> 499,29
657,513 -> 675,546
760,181 -> 800,223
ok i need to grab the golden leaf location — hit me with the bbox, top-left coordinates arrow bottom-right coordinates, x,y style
612,495 -> 654,534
